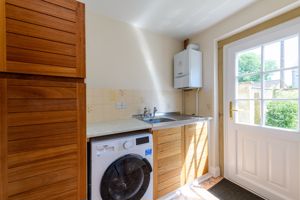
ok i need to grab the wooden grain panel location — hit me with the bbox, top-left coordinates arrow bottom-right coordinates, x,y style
158,154 -> 182,175
8,131 -> 77,154
8,86 -> 76,99
0,79 -> 8,200
77,83 -> 86,199
8,122 -> 77,141
157,140 -> 181,159
8,99 -> 77,113
157,131 -> 181,144
7,167 -> 77,196
76,2 -> 85,78
7,47 -> 76,68
158,168 -> 182,183
184,122 -> 208,183
8,144 -> 78,168
158,175 -> 181,191
157,182 -> 181,198
43,0 -> 77,11
8,110 -> 77,126
6,61 -> 77,77
46,190 -> 77,200
195,123 -> 208,176
153,127 -> 184,199
185,128 -> 196,183
7,0 -> 77,22
6,4 -> 76,33
6,18 -> 76,44
5,1 -> 85,78
8,153 -> 77,182
7,33 -> 76,56
7,78 -> 76,87
0,0 -> 5,71
8,178 -> 77,200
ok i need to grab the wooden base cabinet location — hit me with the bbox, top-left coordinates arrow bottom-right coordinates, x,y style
153,127 -> 185,199
184,122 -> 209,183
153,122 -> 209,199
0,76 -> 86,200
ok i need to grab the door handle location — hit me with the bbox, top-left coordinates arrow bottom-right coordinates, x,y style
229,101 -> 238,120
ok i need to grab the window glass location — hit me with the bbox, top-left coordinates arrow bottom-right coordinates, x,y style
237,74 -> 261,99
235,35 -> 299,130
263,69 -> 298,99
284,36 -> 299,69
237,47 -> 261,76
236,100 -> 261,125
264,41 -> 281,71
264,100 -> 298,130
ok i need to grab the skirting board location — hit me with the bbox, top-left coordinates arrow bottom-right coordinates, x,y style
209,166 -> 221,178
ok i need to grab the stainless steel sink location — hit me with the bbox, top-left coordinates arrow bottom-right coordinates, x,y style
143,117 -> 176,124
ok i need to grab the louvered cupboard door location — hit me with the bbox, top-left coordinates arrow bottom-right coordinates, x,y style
0,76 -> 86,200
2,0 -> 85,78
184,122 -> 208,183
153,127 -> 185,199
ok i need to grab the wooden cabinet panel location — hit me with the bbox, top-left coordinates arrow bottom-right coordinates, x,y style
153,127 -> 185,199
3,0 -> 85,78
0,76 -> 86,200
6,0 -> 77,22
6,4 -> 76,33
184,122 -> 209,183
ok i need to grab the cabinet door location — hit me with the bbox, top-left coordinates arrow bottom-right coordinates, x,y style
184,125 -> 196,183
184,122 -> 208,183
2,0 -> 85,77
153,127 -> 185,199
0,76 -> 86,200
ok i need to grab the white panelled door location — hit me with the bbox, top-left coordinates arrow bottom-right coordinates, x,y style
224,18 -> 300,200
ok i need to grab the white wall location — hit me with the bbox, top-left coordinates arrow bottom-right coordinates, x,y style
188,0 -> 298,176
85,10 -> 183,122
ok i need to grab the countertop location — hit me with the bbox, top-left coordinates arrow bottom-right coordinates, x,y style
87,115 -> 212,140
87,118 -> 152,139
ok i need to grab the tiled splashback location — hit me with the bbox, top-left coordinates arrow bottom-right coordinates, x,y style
87,87 -> 182,123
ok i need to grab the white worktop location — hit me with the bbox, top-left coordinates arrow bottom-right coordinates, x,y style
87,118 -> 152,139
87,115 -> 212,140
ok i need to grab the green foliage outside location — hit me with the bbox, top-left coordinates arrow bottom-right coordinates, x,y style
266,101 -> 298,129
238,52 -> 298,130
238,53 -> 277,82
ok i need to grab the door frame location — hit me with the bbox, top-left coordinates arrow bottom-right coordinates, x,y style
217,6 -> 300,176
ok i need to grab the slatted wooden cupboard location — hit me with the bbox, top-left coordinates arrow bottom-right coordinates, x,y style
0,0 -> 87,200
152,121 -> 209,199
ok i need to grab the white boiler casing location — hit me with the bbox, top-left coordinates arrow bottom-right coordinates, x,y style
174,48 -> 202,89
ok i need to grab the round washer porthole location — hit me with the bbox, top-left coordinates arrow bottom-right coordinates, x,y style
100,154 -> 152,200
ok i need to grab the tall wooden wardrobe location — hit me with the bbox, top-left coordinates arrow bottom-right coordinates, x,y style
0,0 -> 87,200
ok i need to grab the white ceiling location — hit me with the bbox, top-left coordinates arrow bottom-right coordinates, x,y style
81,0 -> 256,39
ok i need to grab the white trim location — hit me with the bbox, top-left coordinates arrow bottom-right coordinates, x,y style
209,166 -> 221,178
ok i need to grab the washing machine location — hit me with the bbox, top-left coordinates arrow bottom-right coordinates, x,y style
90,132 -> 153,200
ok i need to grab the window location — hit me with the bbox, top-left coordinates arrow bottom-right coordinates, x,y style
235,35 -> 299,130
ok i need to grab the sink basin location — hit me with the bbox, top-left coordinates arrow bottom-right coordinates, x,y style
143,117 -> 176,124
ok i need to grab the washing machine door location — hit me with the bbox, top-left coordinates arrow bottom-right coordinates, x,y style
100,154 -> 152,200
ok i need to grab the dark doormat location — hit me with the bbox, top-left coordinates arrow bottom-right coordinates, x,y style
208,179 -> 265,200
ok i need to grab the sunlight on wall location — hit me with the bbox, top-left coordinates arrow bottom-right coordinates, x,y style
133,27 -> 166,109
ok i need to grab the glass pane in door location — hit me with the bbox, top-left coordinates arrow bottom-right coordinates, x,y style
264,100 -> 299,130
236,100 -> 261,125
